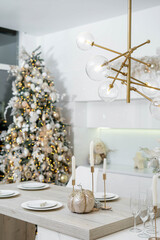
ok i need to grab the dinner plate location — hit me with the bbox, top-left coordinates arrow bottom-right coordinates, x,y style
21,200 -> 63,211
18,183 -> 49,191
27,200 -> 57,209
95,192 -> 115,199
0,190 -> 20,198
96,194 -> 119,202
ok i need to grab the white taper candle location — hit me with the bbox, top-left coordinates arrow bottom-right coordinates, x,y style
152,174 -> 158,206
72,156 -> 76,180
90,141 -> 94,167
103,158 -> 107,174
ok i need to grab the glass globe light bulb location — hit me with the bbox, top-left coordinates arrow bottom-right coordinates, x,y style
142,76 -> 159,97
150,96 -> 160,120
76,32 -> 94,50
98,81 -> 118,102
86,55 -> 110,81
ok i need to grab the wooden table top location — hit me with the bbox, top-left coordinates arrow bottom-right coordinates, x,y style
0,183 -> 146,240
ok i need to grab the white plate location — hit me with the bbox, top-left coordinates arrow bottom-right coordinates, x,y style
19,182 -> 45,188
96,194 -> 119,202
21,200 -> 63,211
27,200 -> 57,209
95,192 -> 115,199
0,190 -> 20,198
0,190 -> 15,196
18,183 -> 49,191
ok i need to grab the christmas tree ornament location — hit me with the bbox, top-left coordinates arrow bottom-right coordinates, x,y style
11,131 -> 17,138
6,136 -> 11,141
53,112 -> 60,119
60,173 -> 68,183
22,101 -> 28,107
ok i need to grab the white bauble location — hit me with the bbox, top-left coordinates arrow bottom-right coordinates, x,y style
63,146 -> 68,152
17,75 -> 23,81
46,124 -> 51,130
24,64 -> 29,69
42,82 -> 48,89
6,144 -> 11,150
35,86 -> 41,92
50,92 -> 56,102
18,116 -> 23,122
58,155 -> 63,161
37,78 -> 43,85
37,109 -> 41,115
32,69 -> 37,76
17,137 -> 22,144
55,123 -> 60,129
39,174 -> 44,182
31,103 -> 36,109
24,148 -> 29,157
31,84 -> 35,91
42,72 -> 47,78
24,91 -> 30,97
25,76 -> 31,82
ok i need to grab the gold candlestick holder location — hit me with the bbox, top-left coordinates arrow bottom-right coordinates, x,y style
148,206 -> 160,240
101,173 -> 112,210
72,179 -> 75,192
91,166 -> 94,195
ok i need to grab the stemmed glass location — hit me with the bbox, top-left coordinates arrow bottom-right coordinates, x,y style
138,192 -> 150,238
130,193 -> 141,233
146,189 -> 156,235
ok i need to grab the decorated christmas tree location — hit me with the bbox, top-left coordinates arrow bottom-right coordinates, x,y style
0,47 -> 72,185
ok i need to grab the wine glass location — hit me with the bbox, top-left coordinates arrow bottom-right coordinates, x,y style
130,193 -> 141,233
146,189 -> 156,235
138,192 -> 150,238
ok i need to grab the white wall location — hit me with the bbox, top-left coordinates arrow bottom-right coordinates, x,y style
20,6 -> 160,171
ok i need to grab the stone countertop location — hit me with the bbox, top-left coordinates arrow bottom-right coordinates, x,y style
0,183 -> 157,240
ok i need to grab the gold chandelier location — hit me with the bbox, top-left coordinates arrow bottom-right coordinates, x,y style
77,0 -> 160,120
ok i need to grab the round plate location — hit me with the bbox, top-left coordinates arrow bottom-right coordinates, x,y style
27,200 -> 57,209
18,184 -> 49,191
21,200 -> 63,211
20,182 -> 45,189
96,194 -> 119,202
0,190 -> 20,198
95,192 -> 115,199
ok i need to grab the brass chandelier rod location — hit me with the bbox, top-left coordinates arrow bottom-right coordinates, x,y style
92,42 -> 150,67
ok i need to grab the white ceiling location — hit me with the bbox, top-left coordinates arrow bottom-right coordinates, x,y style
0,0 -> 160,36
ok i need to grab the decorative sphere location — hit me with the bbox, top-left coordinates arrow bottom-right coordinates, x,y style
86,55 -> 110,81
142,76 -> 159,97
60,174 -> 68,184
6,135 -> 11,141
30,134 -> 35,140
53,112 -> 60,119
27,82 -> 31,88
150,96 -> 160,120
11,131 -> 18,138
22,101 -> 28,107
98,81 -> 118,102
76,32 -> 94,50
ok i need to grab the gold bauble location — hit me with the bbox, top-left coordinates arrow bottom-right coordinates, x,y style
6,135 -> 11,141
60,174 -> 68,184
26,82 -> 31,88
11,131 -> 18,138
53,112 -> 60,119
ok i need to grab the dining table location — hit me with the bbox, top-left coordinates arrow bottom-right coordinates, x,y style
0,182 -> 159,240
